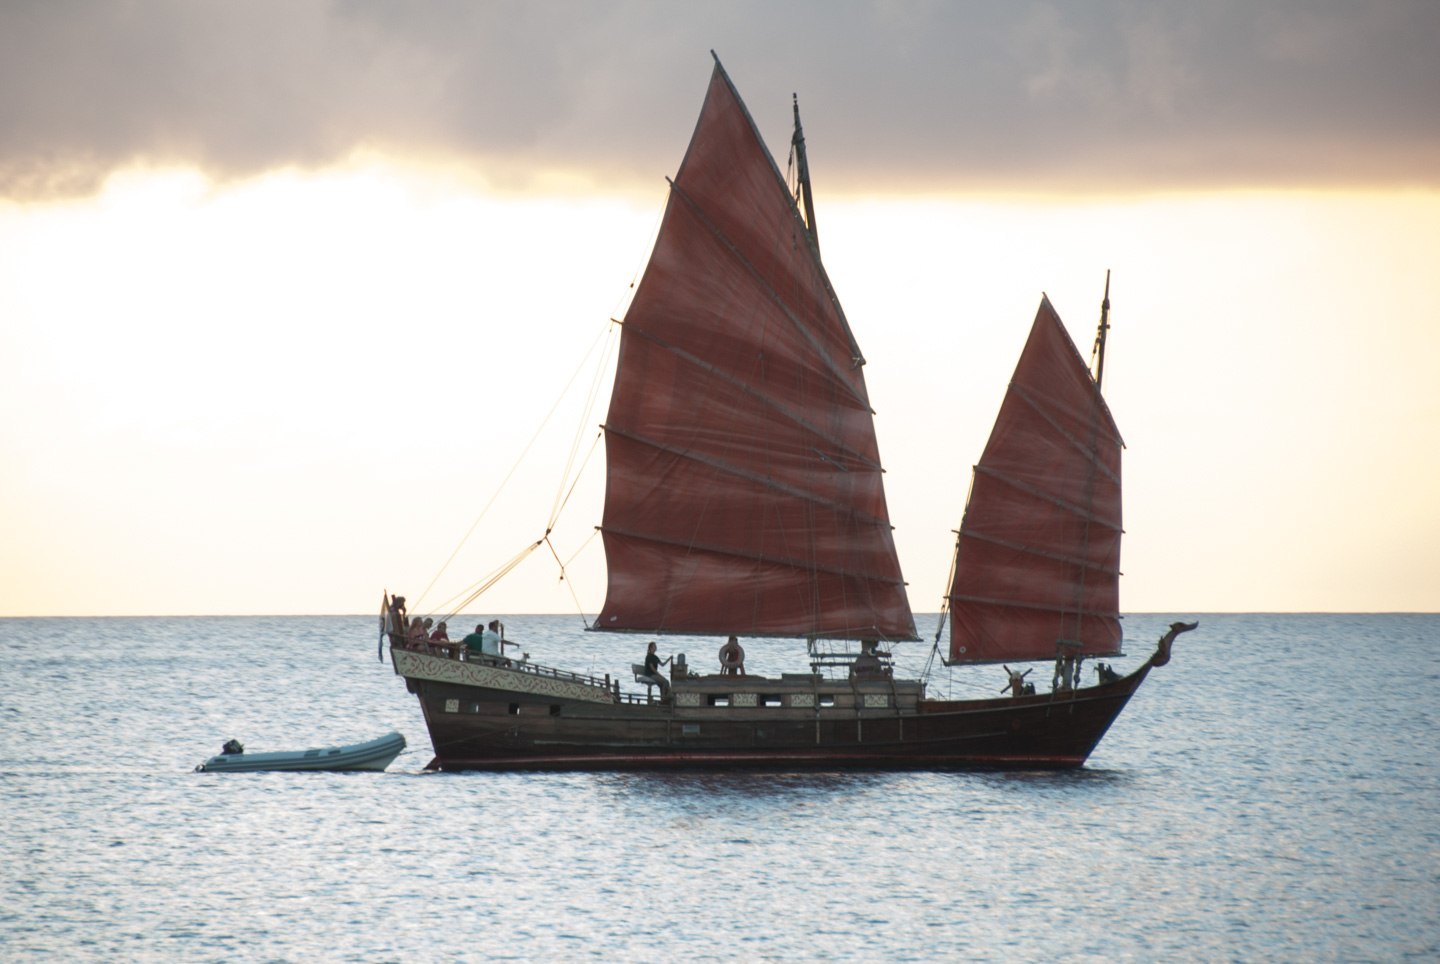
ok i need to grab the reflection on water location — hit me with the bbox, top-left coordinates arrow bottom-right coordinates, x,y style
598,770 -> 891,801
1,614 -> 1436,962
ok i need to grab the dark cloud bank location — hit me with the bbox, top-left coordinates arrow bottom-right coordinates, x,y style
2,1 -> 1437,201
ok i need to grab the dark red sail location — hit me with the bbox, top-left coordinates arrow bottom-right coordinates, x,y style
947,297 -> 1124,663
595,62 -> 915,641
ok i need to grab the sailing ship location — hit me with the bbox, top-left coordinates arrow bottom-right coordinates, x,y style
385,55 -> 1195,771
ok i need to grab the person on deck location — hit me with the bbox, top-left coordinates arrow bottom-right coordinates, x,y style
462,624 -> 487,659
718,635 -> 745,676
386,595 -> 408,646
429,621 -> 450,642
851,639 -> 887,680
640,641 -> 671,698
482,620 -> 506,660
1053,654 -> 1076,691
408,616 -> 429,651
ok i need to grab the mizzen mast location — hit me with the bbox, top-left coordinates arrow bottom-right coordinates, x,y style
792,93 -> 819,251
1092,269 -> 1112,390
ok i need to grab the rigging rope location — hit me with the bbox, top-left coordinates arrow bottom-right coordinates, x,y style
548,323 -> 617,531
562,527 -> 601,570
544,534 -> 592,628
438,540 -> 544,620
609,185 -> 670,322
408,190 -> 662,621
553,431 -> 604,525
412,321 -> 613,612
935,472 -> 974,645
924,472 -> 973,679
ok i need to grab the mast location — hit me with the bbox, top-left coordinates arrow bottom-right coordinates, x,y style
792,94 -> 818,252
1066,276 -> 1112,655
1092,270 -> 1111,390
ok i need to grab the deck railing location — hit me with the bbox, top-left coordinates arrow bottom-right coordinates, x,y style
392,639 -> 642,699
391,639 -> 886,705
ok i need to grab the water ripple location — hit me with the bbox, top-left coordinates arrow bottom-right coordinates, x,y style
0,614 -> 1436,961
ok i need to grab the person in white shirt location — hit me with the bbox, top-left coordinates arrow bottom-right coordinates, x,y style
482,620 -> 506,659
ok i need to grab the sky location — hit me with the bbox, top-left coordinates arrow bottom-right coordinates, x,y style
2,2 -> 1438,617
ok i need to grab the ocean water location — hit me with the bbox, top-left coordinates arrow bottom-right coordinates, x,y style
1,613 -> 1436,963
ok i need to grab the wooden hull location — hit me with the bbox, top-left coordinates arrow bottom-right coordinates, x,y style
392,648 -> 1154,772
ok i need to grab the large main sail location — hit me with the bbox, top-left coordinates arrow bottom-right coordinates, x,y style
595,61 -> 916,641
947,297 -> 1124,664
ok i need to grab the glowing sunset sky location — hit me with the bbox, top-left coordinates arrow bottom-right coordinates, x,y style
2,2 -> 1437,617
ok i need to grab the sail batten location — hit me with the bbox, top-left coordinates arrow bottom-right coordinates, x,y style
705,57 -> 866,368
947,298 -> 1123,664
620,322 -> 883,472
1011,385 -> 1124,482
957,529 -> 1122,576
946,594 -> 1121,620
596,60 -> 915,641
972,465 -> 1123,531
602,424 -> 895,529
602,526 -> 908,587
666,180 -> 872,411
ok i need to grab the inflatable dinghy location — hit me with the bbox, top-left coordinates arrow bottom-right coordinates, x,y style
196,731 -> 406,773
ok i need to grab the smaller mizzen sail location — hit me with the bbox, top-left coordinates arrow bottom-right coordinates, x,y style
947,296 -> 1124,664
